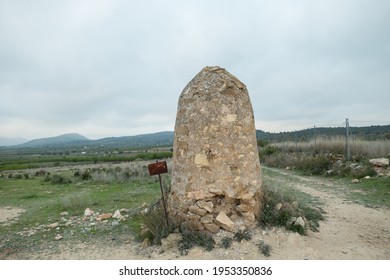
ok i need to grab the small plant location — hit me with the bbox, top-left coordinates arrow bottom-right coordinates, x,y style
220,237 -> 233,249
234,229 -> 252,242
81,170 -> 92,180
259,240 -> 271,257
139,200 -> 172,245
51,174 -> 71,184
179,230 -> 215,255
61,192 -> 93,214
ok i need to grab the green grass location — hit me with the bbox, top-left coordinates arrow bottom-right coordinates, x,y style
0,151 -> 173,171
0,164 -> 164,258
347,177 -> 390,208
263,166 -> 390,210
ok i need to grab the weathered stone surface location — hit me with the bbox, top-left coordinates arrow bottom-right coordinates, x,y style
200,214 -> 214,224
369,158 -> 389,167
215,211 -> 235,232
196,200 -> 214,213
168,66 -> 262,233
188,205 -> 208,216
203,223 -> 220,233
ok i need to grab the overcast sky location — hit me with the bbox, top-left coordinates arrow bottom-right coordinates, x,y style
1,0 -> 389,140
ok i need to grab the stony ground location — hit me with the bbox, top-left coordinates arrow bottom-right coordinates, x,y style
1,167 -> 390,260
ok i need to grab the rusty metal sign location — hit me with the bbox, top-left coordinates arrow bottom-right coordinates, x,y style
148,161 -> 168,176
147,160 -> 169,226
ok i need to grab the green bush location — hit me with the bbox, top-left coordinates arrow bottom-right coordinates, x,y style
296,155 -> 331,175
51,174 -> 71,184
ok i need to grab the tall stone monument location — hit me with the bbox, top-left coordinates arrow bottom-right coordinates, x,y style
168,66 -> 262,233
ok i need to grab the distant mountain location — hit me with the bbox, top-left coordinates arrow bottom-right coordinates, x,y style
3,124 -> 389,150
90,131 -> 174,148
17,133 -> 89,148
12,131 -> 174,149
0,137 -> 28,146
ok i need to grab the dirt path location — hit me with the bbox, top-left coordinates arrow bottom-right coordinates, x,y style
5,167 -> 390,260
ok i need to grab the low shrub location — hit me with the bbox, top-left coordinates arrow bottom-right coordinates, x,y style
259,184 -> 324,235
139,200 -> 172,245
220,237 -> 233,249
258,240 -> 271,257
234,229 -> 252,242
179,230 -> 215,255
295,155 -> 332,175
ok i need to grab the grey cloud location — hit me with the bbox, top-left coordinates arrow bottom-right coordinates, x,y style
0,0 -> 389,139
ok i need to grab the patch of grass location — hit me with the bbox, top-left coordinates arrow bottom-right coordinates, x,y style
258,240 -> 271,257
179,230 -> 215,255
61,192 -> 93,214
347,177 -> 390,208
0,166 -> 164,257
220,237 -> 233,249
233,229 -> 252,242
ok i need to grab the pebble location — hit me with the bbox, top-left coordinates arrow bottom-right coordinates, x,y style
54,234 -> 63,241
48,222 -> 59,229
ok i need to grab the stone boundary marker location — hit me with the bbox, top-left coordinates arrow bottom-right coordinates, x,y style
168,66 -> 262,233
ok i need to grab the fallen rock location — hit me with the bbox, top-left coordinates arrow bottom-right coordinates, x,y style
215,211 -> 235,231
200,214 -> 213,224
286,217 -> 297,227
369,158 -> 389,167
295,217 -> 305,228
60,211 -> 69,216
54,234 -> 63,241
351,179 -> 360,184
203,223 -> 220,233
275,203 -> 283,211
196,200 -> 214,213
97,213 -> 112,221
188,205 -> 208,216
111,220 -> 119,227
141,238 -> 151,248
48,222 -> 59,229
113,210 -> 125,220
161,233 -> 182,251
84,208 -> 94,217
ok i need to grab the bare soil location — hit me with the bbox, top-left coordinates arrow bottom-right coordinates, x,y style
2,168 -> 390,260
0,207 -> 25,226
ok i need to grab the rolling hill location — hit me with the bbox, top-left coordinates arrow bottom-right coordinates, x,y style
2,125 -> 388,150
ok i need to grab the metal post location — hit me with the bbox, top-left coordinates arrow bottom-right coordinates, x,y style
158,174 -> 169,227
345,118 -> 350,161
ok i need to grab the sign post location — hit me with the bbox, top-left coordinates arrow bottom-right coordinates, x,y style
147,161 -> 169,227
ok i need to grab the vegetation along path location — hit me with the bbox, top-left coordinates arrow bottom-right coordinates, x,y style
261,167 -> 390,259
1,165 -> 389,259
